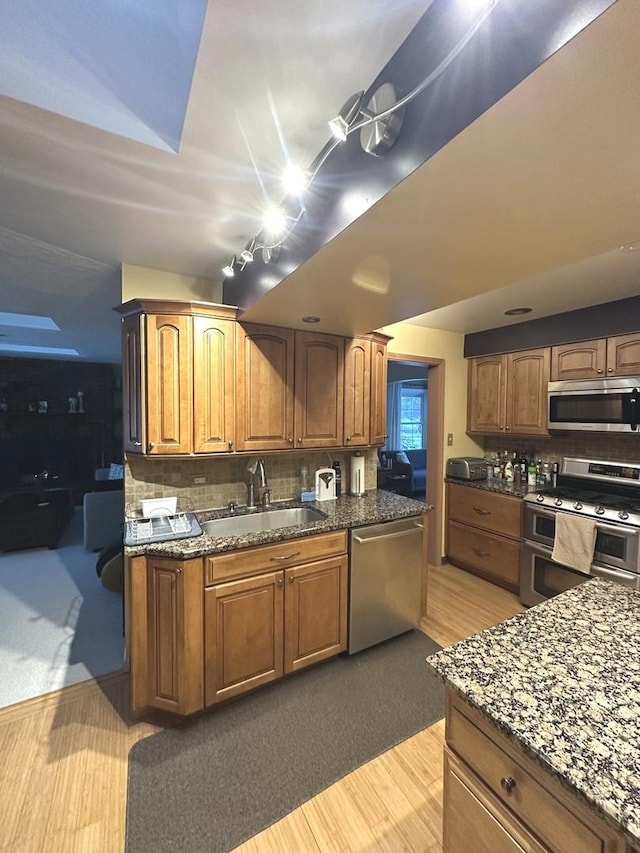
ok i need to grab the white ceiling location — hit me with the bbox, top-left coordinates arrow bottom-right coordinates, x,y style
2,0 -> 639,362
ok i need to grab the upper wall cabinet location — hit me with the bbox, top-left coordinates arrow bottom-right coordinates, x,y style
118,301 -> 390,456
118,300 -> 236,456
235,323 -> 295,451
551,333 -> 640,381
467,348 -> 550,437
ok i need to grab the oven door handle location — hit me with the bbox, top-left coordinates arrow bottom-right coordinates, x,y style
528,506 -> 637,539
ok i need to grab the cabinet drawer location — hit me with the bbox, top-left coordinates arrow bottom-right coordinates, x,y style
448,483 -> 522,539
447,521 -> 520,586
447,701 -> 602,853
444,749 -> 546,853
205,530 -> 348,585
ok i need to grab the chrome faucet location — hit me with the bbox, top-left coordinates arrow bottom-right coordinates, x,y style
246,457 -> 268,510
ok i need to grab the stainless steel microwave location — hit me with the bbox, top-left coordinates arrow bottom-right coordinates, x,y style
548,377 -> 640,432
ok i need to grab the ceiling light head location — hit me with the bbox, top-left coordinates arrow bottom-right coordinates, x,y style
329,91 -> 365,142
263,207 -> 287,239
222,256 -> 236,278
240,239 -> 255,264
282,165 -> 308,196
504,306 -> 532,316
360,83 -> 404,157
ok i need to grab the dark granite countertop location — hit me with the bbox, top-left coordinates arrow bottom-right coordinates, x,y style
445,476 -> 532,498
125,489 -> 430,559
427,580 -> 640,847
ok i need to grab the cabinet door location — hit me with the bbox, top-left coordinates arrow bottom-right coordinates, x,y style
467,356 -> 506,433
193,315 -> 235,453
370,339 -> 389,446
121,313 -> 145,454
294,331 -> 344,448
146,557 -> 204,715
284,555 -> 347,674
204,570 -> 284,705
235,323 -> 294,451
145,314 -> 193,454
343,337 -> 371,447
607,333 -> 640,376
506,348 -> 550,436
551,339 -> 606,380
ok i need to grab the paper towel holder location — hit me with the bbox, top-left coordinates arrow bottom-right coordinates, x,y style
350,451 -> 365,497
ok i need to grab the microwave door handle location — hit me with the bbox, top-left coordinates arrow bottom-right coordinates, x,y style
631,388 -> 639,431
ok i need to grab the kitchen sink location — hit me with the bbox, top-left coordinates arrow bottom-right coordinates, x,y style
202,506 -> 327,537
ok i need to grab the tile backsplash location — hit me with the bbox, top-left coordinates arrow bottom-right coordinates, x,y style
483,433 -> 640,466
125,448 -> 378,515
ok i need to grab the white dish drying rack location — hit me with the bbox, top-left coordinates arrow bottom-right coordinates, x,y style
124,498 -> 203,546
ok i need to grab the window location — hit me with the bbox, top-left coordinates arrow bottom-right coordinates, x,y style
399,385 -> 426,449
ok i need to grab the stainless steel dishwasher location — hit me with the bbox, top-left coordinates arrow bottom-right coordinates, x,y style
348,516 -> 423,654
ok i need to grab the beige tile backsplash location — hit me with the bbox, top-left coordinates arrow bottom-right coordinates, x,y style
483,433 -> 640,465
125,448 -> 378,515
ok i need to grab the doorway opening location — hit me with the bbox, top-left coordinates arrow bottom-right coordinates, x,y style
383,354 -> 445,567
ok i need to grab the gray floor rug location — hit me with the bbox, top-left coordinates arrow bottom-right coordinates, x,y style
126,630 -> 444,853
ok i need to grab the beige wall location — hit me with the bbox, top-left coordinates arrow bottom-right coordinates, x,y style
381,320 -> 483,557
121,263 -> 223,304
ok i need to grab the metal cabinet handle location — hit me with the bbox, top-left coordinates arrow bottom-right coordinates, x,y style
607,367 -> 614,373
288,437 -> 293,444
277,578 -> 283,586
147,442 -> 155,452
473,548 -> 490,557
499,425 -> 504,430
346,435 -> 351,442
134,441 -> 142,447
505,425 -> 510,431
228,440 -> 233,450
500,777 -> 516,794
269,552 -> 301,562
297,437 -> 302,444
597,368 -> 603,374
174,567 -> 182,575
473,507 -> 491,516
288,576 -> 294,583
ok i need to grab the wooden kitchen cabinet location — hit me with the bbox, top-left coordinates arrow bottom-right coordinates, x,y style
343,337 -> 372,446
446,482 -> 522,592
204,531 -> 348,706
128,555 -> 204,715
552,333 -> 640,380
467,348 -> 550,436
294,330 -> 344,448
118,300 -> 237,456
235,322 -> 295,451
444,689 -> 628,853
370,333 -> 391,446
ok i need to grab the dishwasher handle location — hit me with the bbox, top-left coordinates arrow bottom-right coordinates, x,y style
352,522 -> 423,545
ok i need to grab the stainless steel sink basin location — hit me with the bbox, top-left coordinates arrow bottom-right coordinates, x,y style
202,506 -> 327,538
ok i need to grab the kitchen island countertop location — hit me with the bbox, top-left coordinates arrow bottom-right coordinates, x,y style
125,489 -> 429,559
427,579 -> 640,847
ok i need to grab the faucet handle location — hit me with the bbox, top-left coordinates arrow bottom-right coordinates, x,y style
228,501 -> 237,515
262,489 -> 272,508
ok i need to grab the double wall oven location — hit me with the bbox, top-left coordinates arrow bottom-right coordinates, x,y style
520,457 -> 640,606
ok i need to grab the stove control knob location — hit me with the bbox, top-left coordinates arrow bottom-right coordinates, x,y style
595,505 -> 605,515
619,510 -> 630,521
536,494 -> 545,502
554,498 -> 563,507
573,501 -> 583,511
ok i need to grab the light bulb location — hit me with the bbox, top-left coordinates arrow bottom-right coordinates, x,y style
282,165 -> 308,196
222,258 -> 235,278
263,207 -> 287,238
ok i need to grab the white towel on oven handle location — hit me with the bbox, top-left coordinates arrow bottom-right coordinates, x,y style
551,511 -> 597,574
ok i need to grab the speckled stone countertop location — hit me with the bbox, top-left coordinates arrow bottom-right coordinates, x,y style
446,476 -> 532,498
125,489 -> 429,559
427,579 -> 640,847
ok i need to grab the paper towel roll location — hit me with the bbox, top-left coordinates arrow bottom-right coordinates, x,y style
350,453 -> 365,496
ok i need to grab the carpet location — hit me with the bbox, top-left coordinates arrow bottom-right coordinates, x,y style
126,629 -> 444,853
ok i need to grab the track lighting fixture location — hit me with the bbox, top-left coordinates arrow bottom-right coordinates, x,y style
223,0 -> 499,282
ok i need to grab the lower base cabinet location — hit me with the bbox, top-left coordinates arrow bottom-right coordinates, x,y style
444,689 -> 632,853
128,531 -> 348,715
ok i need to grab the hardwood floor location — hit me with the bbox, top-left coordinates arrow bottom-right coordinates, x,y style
0,563 -> 524,853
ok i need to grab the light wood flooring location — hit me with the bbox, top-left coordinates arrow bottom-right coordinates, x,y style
0,564 -> 524,853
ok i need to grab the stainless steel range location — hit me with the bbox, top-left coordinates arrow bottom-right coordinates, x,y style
521,457 -> 640,606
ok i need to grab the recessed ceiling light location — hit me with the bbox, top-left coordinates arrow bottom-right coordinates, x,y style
302,316 -> 321,324
620,241 -> 640,252
504,307 -> 532,316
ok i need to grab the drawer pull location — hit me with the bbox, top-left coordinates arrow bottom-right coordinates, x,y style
269,552 -> 301,562
500,776 -> 516,795
473,507 -> 491,516
473,547 -> 490,557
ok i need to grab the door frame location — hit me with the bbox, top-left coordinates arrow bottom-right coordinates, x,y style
387,353 -> 445,567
